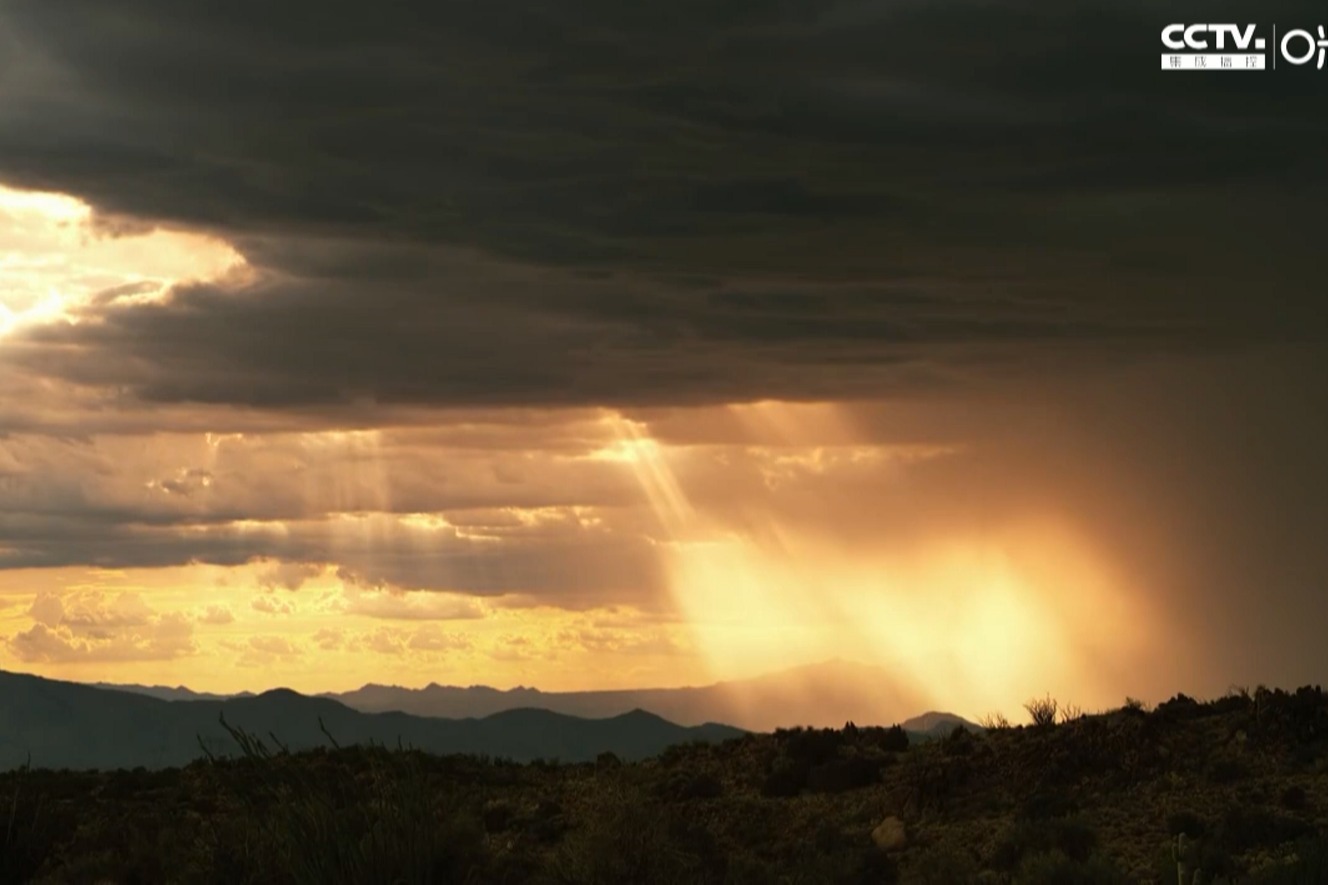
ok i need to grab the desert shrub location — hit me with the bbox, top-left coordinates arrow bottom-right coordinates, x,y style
884,725 -> 911,752
657,770 -> 723,801
760,760 -> 806,798
1208,693 -> 1249,716
786,826 -> 899,885
1154,693 -> 1202,720
1122,697 -> 1149,716
197,717 -> 489,885
659,741 -> 711,769
978,712 -> 1011,730
1013,850 -> 1131,885
552,791 -> 705,885
32,814 -> 198,885
901,840 -> 980,884
1018,789 -> 1079,822
943,726 -> 976,756
482,799 -> 515,833
1166,810 -> 1208,838
1280,785 -> 1308,810
1149,836 -> 1238,885
1057,704 -> 1084,724
1202,751 -> 1248,783
1,764 -> 64,885
806,757 -> 879,793
1245,836 -> 1328,884
991,817 -> 1099,872
1023,695 -> 1059,728
1214,805 -> 1314,855
782,728 -> 844,766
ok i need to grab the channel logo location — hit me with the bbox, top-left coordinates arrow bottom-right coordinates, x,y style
1161,23 -> 1328,71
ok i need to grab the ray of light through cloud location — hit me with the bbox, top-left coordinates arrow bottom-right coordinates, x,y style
0,183 -> 247,338
587,402 -> 1164,718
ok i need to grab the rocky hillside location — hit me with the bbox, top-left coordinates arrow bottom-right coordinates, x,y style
2,686 -> 1325,883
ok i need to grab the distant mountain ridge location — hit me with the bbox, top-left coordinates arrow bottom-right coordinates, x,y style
90,682 -> 255,702
0,669 -> 743,772
91,659 -> 982,734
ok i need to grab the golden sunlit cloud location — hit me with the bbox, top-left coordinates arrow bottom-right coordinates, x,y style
0,182 -> 245,337
0,561 -> 699,694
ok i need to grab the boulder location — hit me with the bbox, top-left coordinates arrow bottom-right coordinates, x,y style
871,815 -> 908,851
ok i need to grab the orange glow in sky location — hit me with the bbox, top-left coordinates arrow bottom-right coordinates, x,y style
0,179 -> 1175,725
594,403 -> 1162,719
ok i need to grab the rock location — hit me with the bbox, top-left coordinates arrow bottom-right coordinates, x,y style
871,815 -> 908,851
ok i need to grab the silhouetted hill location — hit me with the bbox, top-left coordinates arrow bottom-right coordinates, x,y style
310,659 -> 949,732
88,682 -> 254,702
88,660 -> 979,738
898,711 -> 981,737
3,684 -> 1324,883
0,669 -> 744,771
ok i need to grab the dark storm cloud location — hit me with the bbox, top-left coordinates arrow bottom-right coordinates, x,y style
1,0 -> 1325,409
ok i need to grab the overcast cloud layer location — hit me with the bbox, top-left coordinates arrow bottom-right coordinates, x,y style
0,0 -> 1324,704
1,0 -> 1325,410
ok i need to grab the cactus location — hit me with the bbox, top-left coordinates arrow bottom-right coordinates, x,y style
1174,832 -> 1201,885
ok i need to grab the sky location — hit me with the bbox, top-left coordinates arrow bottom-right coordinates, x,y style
0,0 -> 1325,724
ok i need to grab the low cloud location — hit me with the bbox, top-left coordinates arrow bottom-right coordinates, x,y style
7,591 -> 195,662
196,604 -> 235,625
250,595 -> 295,616
339,585 -> 487,622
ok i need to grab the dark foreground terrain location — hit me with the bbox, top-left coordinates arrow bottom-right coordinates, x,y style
2,687 -> 1326,884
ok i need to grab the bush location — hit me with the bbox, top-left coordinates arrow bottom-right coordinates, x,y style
943,726 -> 976,756
1280,785 -> 1308,811
1,765 -> 63,885
1245,836 -> 1328,884
1057,704 -> 1084,724
1019,790 -> 1079,822
760,760 -> 807,798
1014,850 -> 1131,885
992,817 -> 1099,872
1208,757 -> 1249,784
902,840 -> 980,885
197,716 -> 490,885
782,728 -> 845,766
1215,806 -> 1314,855
806,757 -> 879,793
880,725 -> 911,752
552,792 -> 705,885
1154,693 -> 1201,720
657,770 -> 723,801
1024,695 -> 1059,728
1166,811 -> 1208,838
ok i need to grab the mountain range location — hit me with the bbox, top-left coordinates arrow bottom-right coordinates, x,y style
0,669 -> 744,772
95,659 -> 975,734
0,660 -> 981,771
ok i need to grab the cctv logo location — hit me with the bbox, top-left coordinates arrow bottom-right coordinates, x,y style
1161,24 -> 1266,52
1161,23 -> 1268,70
